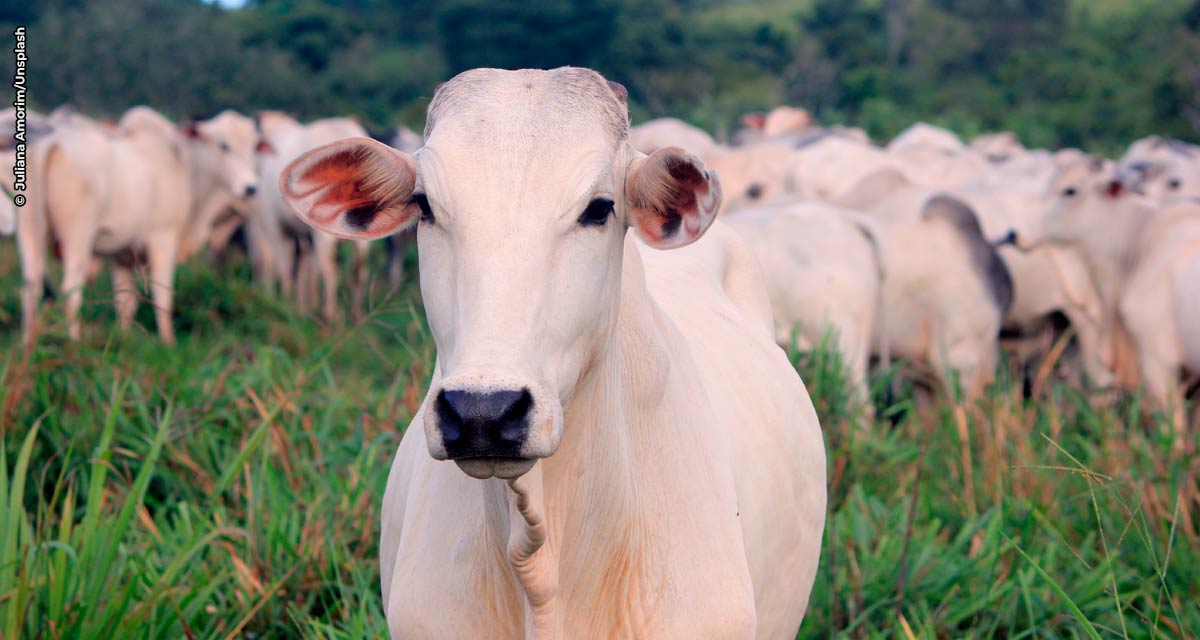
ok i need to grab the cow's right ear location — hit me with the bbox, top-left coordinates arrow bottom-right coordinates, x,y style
625,147 -> 722,249
280,137 -> 420,240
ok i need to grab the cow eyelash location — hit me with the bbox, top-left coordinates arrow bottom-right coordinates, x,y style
578,198 -> 614,227
412,193 -> 435,223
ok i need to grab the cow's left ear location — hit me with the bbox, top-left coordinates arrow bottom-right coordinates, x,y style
625,147 -> 722,249
280,137 -> 420,240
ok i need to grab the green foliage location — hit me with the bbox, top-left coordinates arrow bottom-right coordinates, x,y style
0,243 -> 428,637
436,0 -> 620,73
1,240 -> 1198,637
2,0 -> 1197,146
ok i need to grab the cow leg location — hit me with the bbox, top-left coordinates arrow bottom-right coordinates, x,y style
1062,304 -> 1115,388
145,231 -> 178,346
58,229 -> 98,342
1127,326 -> 1185,443
1138,350 -> 1185,445
16,202 -> 47,341
294,249 -> 311,314
314,233 -> 339,325
386,233 -> 405,291
1121,280 -> 1186,443
111,261 -> 139,331
830,317 -> 872,419
207,213 -> 244,255
280,232 -> 299,299
245,210 -> 279,292
350,240 -> 369,322
939,332 -> 997,403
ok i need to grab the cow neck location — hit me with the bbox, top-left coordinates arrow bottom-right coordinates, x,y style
480,242 -> 673,639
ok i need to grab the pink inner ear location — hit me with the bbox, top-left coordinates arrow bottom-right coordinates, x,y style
628,148 -> 720,248
283,139 -> 419,240
296,149 -> 377,226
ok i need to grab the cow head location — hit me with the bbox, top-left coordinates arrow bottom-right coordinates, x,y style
1012,156 -> 1152,267
280,67 -> 721,480
185,110 -> 260,199
1117,159 -> 1198,202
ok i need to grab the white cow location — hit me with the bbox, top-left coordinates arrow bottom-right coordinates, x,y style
781,134 -> 987,201
785,135 -> 901,199
886,122 -> 970,156
0,107 -> 55,236
702,141 -> 795,211
971,131 -> 1026,162
724,202 -> 882,410
1012,156 -> 1160,389
176,110 -> 262,261
837,172 -> 1013,398
731,106 -> 814,146
1117,136 -> 1200,202
20,107 -> 189,342
1119,202 -> 1200,436
251,112 -> 373,322
629,117 -> 718,156
18,106 -> 258,344
280,67 -> 826,639
955,157 -> 1115,386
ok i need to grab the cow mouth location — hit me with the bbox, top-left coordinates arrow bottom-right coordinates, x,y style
454,457 -> 537,480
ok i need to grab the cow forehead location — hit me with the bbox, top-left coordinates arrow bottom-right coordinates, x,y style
427,68 -> 627,146
419,99 -> 624,208
1050,160 -> 1106,188
201,112 -> 255,142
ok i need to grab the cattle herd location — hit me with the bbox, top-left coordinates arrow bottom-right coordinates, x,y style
0,106 -> 420,342
1,66 -> 1198,637
634,107 -> 1200,436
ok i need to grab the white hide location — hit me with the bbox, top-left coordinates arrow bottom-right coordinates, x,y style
251,112 -> 373,323
278,67 -> 826,639
724,202 -> 882,409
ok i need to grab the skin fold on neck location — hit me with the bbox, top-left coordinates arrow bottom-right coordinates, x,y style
476,240 -> 673,639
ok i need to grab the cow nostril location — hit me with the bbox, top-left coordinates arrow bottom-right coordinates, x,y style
436,388 -> 533,455
439,388 -> 531,423
244,184 -> 258,197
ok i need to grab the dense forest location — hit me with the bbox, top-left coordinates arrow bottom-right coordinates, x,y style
3,0 -> 1200,152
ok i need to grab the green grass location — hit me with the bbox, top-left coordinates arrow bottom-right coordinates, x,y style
0,241 -> 1197,638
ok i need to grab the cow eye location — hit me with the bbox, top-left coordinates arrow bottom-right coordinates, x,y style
412,193 -> 434,223
219,142 -> 231,153
1167,178 -> 1181,190
578,198 -> 614,227
746,183 -> 764,200
1062,186 -> 1077,197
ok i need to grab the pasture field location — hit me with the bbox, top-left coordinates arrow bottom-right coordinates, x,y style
0,242 -> 1196,639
